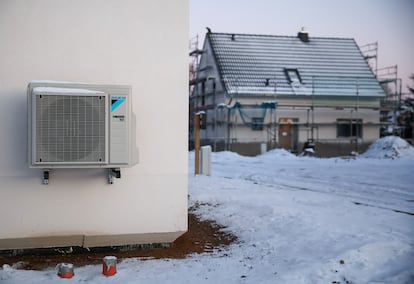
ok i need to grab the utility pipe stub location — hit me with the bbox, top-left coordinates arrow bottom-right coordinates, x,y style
102,256 -> 117,277
57,263 -> 74,278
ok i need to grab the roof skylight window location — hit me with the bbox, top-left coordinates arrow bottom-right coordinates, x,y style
284,68 -> 302,86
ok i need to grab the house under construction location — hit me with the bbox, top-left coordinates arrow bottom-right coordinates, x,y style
189,30 -> 393,156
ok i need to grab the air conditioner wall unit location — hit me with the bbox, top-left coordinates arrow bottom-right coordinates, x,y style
27,81 -> 138,182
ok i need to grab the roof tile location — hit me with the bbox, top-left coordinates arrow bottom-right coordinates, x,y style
206,33 -> 385,97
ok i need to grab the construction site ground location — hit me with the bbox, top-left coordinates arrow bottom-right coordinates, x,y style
0,212 -> 237,271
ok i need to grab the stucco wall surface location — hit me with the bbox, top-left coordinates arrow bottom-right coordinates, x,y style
0,0 -> 188,249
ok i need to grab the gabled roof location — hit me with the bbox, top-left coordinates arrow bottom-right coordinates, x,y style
206,32 -> 385,97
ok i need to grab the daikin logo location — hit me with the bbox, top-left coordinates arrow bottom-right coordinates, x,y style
111,96 -> 126,112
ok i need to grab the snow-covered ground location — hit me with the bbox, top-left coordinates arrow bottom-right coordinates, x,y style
1,136 -> 414,283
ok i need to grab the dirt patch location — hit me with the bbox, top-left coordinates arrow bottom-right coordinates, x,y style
0,212 -> 237,271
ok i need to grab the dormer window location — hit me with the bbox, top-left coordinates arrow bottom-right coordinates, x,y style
284,68 -> 302,85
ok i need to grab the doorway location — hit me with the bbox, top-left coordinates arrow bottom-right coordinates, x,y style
278,118 -> 298,152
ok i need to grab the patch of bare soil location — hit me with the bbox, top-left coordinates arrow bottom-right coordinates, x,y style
0,212 -> 237,271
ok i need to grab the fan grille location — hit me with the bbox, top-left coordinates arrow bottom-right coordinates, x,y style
35,94 -> 106,163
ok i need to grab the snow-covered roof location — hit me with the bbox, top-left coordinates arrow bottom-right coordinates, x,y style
204,32 -> 386,97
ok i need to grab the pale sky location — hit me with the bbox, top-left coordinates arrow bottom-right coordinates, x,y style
190,0 -> 414,93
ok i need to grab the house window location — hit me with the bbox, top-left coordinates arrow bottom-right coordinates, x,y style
284,68 -> 302,84
251,117 -> 263,131
197,81 -> 205,106
337,119 -> 362,138
201,81 -> 206,94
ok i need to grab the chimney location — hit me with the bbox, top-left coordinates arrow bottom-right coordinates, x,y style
297,27 -> 309,42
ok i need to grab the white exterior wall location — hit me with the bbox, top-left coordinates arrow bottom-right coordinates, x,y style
310,108 -> 380,141
222,96 -> 381,144
0,0 -> 188,249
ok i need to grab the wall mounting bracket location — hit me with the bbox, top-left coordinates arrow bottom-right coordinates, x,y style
42,170 -> 50,185
108,168 -> 121,184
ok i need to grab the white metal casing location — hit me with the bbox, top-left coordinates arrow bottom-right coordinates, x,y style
27,81 -> 138,168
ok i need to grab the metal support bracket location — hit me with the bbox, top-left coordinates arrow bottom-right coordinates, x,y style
108,168 -> 121,184
42,170 -> 50,185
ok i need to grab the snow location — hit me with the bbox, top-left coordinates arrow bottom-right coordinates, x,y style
56,263 -> 74,270
30,80 -> 91,85
103,256 -> 117,261
360,136 -> 414,159
33,87 -> 105,94
1,138 -> 414,283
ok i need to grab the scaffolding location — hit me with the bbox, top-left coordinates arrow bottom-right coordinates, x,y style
360,42 -> 378,76
361,42 -> 408,140
211,101 -> 278,153
191,76 -> 372,155
189,35 -> 204,148
377,65 -> 401,107
376,65 -> 404,137
360,42 -> 401,110
189,35 -> 203,94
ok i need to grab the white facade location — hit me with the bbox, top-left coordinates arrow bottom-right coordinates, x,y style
0,0 -> 188,249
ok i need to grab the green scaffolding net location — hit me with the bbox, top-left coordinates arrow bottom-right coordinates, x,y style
229,101 -> 277,130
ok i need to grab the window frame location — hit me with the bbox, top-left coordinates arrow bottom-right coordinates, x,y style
284,68 -> 302,84
336,119 -> 363,138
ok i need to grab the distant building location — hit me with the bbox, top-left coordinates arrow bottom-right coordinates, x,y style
190,31 -> 386,156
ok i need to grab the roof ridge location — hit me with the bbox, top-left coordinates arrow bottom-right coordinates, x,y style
208,32 -> 355,41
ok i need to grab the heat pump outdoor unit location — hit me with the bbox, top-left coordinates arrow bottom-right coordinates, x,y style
27,81 -> 138,184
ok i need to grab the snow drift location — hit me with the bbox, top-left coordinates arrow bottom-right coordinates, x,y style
361,136 -> 414,159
